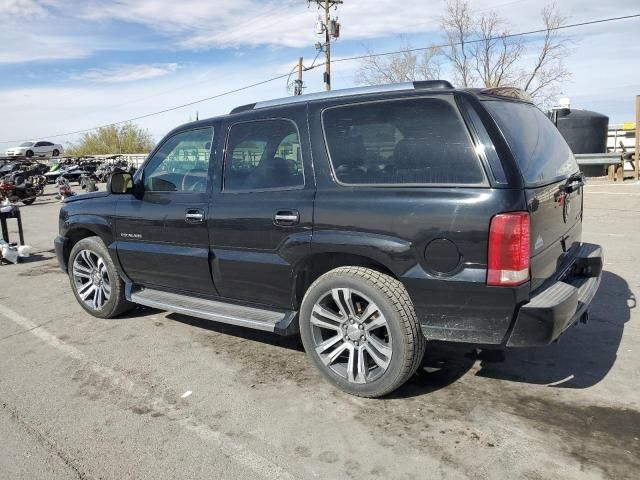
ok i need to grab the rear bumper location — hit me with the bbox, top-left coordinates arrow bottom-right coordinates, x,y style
506,243 -> 603,347
54,235 -> 69,272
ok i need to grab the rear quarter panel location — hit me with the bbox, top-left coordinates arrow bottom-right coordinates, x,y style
308,97 -> 529,344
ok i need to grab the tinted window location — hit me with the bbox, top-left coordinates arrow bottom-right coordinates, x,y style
322,98 -> 484,185
484,100 -> 578,186
143,127 -> 213,192
224,120 -> 303,191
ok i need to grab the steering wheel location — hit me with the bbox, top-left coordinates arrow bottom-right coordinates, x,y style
181,169 -> 208,192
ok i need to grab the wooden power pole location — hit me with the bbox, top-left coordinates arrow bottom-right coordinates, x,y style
323,0 -> 331,91
310,0 -> 342,92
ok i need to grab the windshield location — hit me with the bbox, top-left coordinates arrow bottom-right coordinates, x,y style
19,142 -> 34,147
484,100 -> 578,186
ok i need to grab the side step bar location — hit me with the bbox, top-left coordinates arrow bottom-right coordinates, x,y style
127,286 -> 298,335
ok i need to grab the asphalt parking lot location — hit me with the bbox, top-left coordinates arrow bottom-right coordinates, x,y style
1,181 -> 638,480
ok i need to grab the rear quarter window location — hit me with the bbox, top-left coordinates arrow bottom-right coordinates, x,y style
483,100 -> 578,186
322,98 -> 485,185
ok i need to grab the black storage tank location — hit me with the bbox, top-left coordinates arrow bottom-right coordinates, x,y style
556,109 -> 609,154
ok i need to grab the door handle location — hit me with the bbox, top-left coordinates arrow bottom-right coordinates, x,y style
185,209 -> 205,223
273,210 -> 299,226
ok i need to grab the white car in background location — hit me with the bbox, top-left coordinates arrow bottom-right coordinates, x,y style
5,141 -> 63,157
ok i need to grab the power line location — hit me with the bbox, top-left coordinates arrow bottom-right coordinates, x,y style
307,13 -> 640,69
1,73 -> 291,143
2,12 -> 638,144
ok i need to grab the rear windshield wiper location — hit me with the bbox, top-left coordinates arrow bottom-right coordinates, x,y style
560,172 -> 585,193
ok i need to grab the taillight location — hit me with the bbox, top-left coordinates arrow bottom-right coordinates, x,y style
487,212 -> 530,286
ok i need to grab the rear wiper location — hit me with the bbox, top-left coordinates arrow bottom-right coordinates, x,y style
560,172 -> 585,193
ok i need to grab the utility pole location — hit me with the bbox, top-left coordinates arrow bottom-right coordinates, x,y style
310,0 -> 342,91
294,57 -> 304,96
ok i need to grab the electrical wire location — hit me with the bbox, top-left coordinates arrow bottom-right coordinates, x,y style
2,12 -> 638,144
1,72 -> 291,143
306,13 -> 640,70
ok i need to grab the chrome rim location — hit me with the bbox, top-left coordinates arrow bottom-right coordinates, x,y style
310,288 -> 392,384
72,250 -> 111,310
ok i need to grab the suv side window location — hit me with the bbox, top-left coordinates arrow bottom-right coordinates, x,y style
322,98 -> 485,185
224,119 -> 303,191
143,127 -> 213,192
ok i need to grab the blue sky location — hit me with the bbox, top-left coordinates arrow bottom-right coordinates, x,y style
0,0 -> 638,149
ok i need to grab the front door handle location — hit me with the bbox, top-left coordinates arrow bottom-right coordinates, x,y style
185,208 -> 205,223
273,210 -> 299,226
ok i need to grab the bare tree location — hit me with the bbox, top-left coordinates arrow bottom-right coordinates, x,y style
470,11 -> 523,88
355,43 -> 442,86
520,3 -> 572,107
440,0 -> 474,87
355,1 -> 571,108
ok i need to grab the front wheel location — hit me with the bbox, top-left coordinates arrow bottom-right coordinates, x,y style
52,149 -> 59,156
25,150 -> 34,158
68,237 -> 133,318
300,267 -> 426,398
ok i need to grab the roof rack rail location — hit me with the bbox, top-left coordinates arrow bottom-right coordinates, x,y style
229,80 -> 454,113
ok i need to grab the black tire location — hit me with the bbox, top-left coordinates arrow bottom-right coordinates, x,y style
25,150 -> 34,158
52,149 -> 59,156
68,237 -> 133,319
300,266 -> 426,398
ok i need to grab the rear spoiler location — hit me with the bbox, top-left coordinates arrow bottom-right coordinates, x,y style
480,87 -> 533,103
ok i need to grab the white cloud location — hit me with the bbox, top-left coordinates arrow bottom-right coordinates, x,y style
71,63 -> 179,83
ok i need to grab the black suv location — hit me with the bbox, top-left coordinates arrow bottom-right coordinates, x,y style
55,81 -> 603,397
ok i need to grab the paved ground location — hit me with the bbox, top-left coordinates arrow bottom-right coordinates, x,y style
1,181 -> 638,480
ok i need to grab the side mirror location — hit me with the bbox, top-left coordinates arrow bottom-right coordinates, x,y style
108,172 -> 134,194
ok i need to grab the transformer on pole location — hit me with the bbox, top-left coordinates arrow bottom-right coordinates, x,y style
309,0 -> 342,91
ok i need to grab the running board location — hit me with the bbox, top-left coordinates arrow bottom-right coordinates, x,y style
128,286 -> 298,335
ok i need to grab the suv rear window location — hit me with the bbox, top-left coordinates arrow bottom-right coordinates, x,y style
322,98 -> 485,185
484,100 -> 578,186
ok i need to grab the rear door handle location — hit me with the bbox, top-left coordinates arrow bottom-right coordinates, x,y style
273,210 -> 299,226
185,208 -> 205,223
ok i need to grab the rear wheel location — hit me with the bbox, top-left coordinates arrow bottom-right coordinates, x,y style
300,266 -> 426,398
69,237 -> 133,318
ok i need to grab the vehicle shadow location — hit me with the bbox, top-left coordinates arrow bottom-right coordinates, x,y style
475,270 -> 634,388
163,270 -> 632,396
167,312 -> 305,352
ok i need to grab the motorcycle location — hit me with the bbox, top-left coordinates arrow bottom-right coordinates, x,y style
55,177 -> 76,200
0,177 -> 38,205
27,175 -> 47,196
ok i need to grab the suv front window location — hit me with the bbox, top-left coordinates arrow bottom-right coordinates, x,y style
143,127 -> 213,192
322,98 -> 485,185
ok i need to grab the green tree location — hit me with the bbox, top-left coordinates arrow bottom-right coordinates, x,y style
66,123 -> 155,157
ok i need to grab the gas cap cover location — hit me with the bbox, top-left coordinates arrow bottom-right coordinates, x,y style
424,238 -> 461,274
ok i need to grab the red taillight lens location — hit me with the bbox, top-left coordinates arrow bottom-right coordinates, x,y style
487,212 -> 530,286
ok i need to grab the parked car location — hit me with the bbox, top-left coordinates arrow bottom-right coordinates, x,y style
6,140 -> 63,157
54,81 -> 603,398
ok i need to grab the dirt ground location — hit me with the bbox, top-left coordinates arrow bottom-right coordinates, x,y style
1,180 -> 638,480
